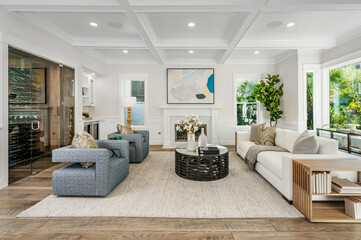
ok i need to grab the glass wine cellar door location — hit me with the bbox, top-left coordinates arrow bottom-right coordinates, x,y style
8,47 -> 75,183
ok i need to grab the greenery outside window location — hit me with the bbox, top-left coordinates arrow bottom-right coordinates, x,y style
329,62 -> 361,128
306,72 -> 314,130
236,80 -> 258,126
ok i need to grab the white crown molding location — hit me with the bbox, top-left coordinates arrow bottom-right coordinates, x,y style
336,25 -> 361,46
105,58 -> 158,64
5,5 -> 125,12
237,39 -> 336,49
225,58 -> 276,65
165,58 -> 219,64
275,50 -> 297,64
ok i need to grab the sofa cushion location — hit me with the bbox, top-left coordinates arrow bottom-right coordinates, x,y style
275,128 -> 287,149
284,130 -> 301,152
255,126 -> 276,146
292,130 -> 319,154
250,123 -> 264,142
316,136 -> 338,154
237,141 -> 256,159
257,151 -> 291,179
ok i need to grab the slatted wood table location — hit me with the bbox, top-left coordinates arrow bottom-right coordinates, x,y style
175,144 -> 229,181
293,159 -> 361,223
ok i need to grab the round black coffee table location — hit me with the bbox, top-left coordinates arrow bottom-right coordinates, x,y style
175,144 -> 229,181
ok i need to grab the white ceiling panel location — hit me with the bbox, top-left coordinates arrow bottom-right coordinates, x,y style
94,49 -> 154,59
163,49 -> 225,60
21,12 -> 140,38
242,11 -> 361,42
143,12 -> 246,40
228,49 -> 289,60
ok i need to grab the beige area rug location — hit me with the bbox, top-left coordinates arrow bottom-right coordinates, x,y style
18,151 -> 302,218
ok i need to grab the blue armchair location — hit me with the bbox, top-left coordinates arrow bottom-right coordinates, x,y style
52,140 -> 129,197
108,130 -> 149,163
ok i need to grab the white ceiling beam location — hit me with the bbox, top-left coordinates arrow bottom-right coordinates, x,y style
263,4 -> 361,12
154,39 -> 229,49
236,39 -> 336,49
119,0 -> 165,64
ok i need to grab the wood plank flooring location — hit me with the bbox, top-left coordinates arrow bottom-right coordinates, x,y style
1,148 -> 361,239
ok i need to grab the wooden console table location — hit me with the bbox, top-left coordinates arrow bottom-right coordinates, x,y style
293,159 -> 361,223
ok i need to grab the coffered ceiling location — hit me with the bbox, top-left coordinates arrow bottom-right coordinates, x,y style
1,0 -> 361,64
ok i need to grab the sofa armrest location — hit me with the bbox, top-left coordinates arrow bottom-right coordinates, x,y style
134,130 -> 149,143
281,153 -> 357,201
97,140 -> 129,162
108,132 -> 143,142
52,146 -> 109,163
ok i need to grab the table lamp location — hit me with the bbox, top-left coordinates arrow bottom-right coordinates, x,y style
121,96 -> 137,125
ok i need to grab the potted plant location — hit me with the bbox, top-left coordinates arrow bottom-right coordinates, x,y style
176,116 -> 202,151
253,74 -> 284,126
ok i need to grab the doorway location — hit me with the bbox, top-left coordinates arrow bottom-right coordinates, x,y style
8,47 -> 75,184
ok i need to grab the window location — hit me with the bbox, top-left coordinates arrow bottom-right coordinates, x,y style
236,80 -> 258,126
306,72 -> 314,130
122,79 -> 146,125
329,62 -> 361,128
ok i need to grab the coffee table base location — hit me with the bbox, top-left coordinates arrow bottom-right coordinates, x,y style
175,151 -> 229,181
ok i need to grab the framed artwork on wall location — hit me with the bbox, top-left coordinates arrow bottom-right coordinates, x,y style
167,68 -> 214,104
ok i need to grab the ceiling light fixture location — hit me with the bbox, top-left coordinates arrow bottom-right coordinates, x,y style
189,50 -> 194,54
286,22 -> 295,27
254,51 -> 260,54
123,50 -> 128,53
266,21 -> 282,29
188,22 -> 195,27
90,22 -> 98,27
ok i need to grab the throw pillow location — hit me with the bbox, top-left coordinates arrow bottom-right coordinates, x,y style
117,124 -> 134,134
72,131 -> 98,168
292,130 -> 319,154
250,123 -> 265,142
255,125 -> 276,146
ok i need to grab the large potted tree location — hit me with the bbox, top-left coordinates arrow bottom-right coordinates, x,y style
253,74 -> 284,126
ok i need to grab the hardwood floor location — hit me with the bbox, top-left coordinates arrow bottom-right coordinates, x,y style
1,148 -> 361,239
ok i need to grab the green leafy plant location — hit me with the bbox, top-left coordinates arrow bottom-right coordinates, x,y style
253,74 -> 284,126
82,112 -> 90,118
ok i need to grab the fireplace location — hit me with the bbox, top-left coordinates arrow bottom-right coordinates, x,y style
174,124 -> 207,142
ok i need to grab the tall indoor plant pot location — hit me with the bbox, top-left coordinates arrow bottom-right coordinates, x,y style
253,74 -> 284,126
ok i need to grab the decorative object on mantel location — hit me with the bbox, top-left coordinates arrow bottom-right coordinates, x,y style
167,68 -> 214,104
82,112 -> 92,120
253,74 -> 284,126
121,96 -> 137,125
176,116 -> 202,152
198,127 -> 207,147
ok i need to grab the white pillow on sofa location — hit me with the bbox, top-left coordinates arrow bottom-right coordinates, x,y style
292,130 -> 319,154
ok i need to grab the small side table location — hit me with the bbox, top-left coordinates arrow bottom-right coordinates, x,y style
293,159 -> 361,223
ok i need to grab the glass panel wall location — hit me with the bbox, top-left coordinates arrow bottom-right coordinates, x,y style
8,47 -> 75,184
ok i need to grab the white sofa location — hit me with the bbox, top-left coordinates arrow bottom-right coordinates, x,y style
236,128 -> 358,201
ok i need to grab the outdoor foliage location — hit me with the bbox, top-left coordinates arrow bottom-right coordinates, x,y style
253,74 -> 284,126
307,73 -> 314,130
236,80 -> 257,126
330,63 -> 361,128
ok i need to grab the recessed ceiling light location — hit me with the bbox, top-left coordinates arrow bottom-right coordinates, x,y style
189,50 -> 194,54
90,22 -> 98,27
188,22 -> 195,27
108,21 -> 123,29
266,21 -> 282,29
123,50 -> 128,54
254,51 -> 260,54
286,22 -> 295,27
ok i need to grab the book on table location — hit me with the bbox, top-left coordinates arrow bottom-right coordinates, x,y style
332,178 -> 361,193
198,147 -> 220,155
345,197 -> 361,219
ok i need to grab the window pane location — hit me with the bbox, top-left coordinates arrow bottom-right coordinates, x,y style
131,81 -> 144,102
237,103 -> 257,126
329,62 -> 361,128
124,103 -> 145,125
307,72 -> 314,130
236,80 -> 256,103
236,80 -> 257,126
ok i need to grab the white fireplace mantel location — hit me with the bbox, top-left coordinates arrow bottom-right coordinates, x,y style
161,106 -> 220,148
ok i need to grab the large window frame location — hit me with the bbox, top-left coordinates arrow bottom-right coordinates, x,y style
233,74 -> 262,130
119,73 -> 148,128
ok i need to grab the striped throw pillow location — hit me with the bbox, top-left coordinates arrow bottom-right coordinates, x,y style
255,125 -> 276,146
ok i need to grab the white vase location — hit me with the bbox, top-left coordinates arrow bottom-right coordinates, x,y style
198,128 -> 207,147
187,133 -> 197,152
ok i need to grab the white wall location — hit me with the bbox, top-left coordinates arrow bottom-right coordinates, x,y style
276,55 -> 299,131
0,7 -> 107,189
94,64 -> 277,144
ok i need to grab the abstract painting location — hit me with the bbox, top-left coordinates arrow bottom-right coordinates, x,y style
167,68 -> 214,104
